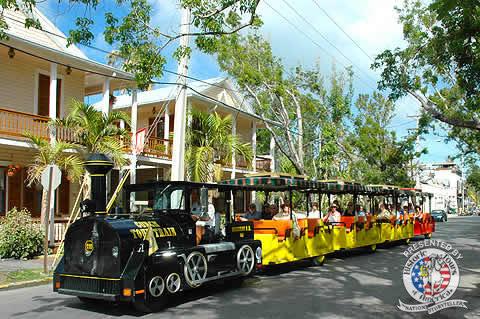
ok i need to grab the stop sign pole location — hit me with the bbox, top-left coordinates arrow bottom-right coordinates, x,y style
43,166 -> 53,274
41,165 -> 61,274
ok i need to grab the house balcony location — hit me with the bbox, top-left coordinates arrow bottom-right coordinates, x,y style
0,107 -> 79,143
0,107 -> 172,159
223,155 -> 272,173
0,108 -> 270,171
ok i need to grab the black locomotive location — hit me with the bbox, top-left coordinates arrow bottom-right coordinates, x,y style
53,154 -> 262,312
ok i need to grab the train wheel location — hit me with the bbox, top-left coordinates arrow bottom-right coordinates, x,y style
369,244 -> 377,253
237,245 -> 255,275
312,255 -> 325,266
166,273 -> 181,294
133,276 -> 167,313
184,251 -> 208,287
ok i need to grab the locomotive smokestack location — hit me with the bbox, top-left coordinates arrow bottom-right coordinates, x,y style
84,153 -> 113,214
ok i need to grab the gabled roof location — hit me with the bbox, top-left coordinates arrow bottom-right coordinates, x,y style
1,7 -> 135,89
112,77 -> 262,120
3,7 -> 87,59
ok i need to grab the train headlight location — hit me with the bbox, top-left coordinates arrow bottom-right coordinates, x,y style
112,246 -> 119,258
255,247 -> 262,262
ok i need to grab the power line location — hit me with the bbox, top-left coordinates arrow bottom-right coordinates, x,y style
3,14 -> 245,95
263,0 -> 377,92
278,0 -> 378,87
310,0 -> 374,62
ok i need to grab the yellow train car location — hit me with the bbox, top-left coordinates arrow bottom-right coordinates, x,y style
220,176 -> 434,267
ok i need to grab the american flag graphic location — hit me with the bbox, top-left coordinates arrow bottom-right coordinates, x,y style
411,256 -> 451,297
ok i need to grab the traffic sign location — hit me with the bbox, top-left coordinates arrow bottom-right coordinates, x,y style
41,165 -> 62,190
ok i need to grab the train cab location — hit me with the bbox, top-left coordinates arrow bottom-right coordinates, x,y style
53,155 -> 261,313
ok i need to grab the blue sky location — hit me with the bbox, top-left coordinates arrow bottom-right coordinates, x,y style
36,0 -> 459,164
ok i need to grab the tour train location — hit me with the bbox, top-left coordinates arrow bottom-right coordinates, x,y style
53,154 -> 435,312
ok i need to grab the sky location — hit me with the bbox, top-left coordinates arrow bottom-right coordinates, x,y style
36,0 -> 459,164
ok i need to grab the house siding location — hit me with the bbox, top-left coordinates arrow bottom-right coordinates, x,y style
0,46 -> 85,116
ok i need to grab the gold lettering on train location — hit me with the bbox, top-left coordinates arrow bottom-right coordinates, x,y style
129,223 -> 177,239
231,225 -> 252,232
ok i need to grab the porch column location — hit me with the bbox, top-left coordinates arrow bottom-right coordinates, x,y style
251,120 -> 257,205
48,62 -> 57,241
130,89 -> 138,212
231,114 -> 237,179
49,63 -> 57,143
101,77 -> 111,115
270,135 -> 276,172
164,105 -> 170,155
251,121 -> 257,172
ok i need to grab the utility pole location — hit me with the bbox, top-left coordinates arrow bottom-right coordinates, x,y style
461,154 -> 465,214
407,114 -> 421,188
171,6 -> 191,182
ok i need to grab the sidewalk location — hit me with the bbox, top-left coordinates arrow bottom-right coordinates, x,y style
0,255 -> 55,290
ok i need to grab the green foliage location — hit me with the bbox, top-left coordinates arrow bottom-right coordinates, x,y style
186,109 -> 252,182
24,132 -> 83,186
0,208 -> 44,259
0,1 -> 260,89
53,100 -> 131,167
373,0 -> 480,157
214,33 -> 354,176
347,92 -> 418,187
467,164 -> 480,193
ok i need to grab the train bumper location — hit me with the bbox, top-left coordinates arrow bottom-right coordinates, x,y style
53,273 -> 134,302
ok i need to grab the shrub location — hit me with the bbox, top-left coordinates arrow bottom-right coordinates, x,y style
0,208 -> 44,259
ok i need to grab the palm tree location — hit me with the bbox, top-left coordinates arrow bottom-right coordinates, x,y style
186,109 -> 253,182
24,133 -> 83,225
53,99 -> 131,167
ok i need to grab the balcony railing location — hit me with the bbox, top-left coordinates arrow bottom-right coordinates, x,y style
0,108 -> 50,139
256,156 -> 272,172
222,155 -> 272,172
0,108 -> 80,143
143,136 -> 172,159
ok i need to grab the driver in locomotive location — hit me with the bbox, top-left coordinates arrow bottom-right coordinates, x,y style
190,189 -> 217,244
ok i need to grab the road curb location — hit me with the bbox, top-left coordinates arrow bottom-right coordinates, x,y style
0,277 -> 52,291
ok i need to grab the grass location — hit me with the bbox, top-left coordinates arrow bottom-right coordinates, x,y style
0,268 -> 50,286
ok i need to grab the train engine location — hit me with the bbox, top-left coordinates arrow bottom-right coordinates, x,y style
53,154 -> 262,312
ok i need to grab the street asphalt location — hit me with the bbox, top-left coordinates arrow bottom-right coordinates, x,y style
0,215 -> 478,319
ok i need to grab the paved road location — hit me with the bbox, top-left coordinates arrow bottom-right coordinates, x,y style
1,216 -> 479,319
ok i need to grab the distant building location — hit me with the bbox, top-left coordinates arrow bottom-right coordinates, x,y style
418,162 -> 463,212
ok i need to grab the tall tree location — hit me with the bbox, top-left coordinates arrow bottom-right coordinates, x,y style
348,93 -> 418,186
215,34 -> 354,176
215,33 -> 307,174
186,109 -> 252,182
373,0 -> 480,156
0,0 -> 261,89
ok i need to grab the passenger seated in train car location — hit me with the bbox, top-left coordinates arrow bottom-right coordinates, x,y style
356,204 -> 366,217
261,204 -> 272,219
240,203 -> 262,221
333,200 -> 343,214
377,203 -> 392,221
343,202 -> 355,216
269,204 -> 279,219
414,205 -> 423,220
323,205 -> 341,223
308,202 -> 321,219
408,203 -> 415,214
273,202 -> 295,220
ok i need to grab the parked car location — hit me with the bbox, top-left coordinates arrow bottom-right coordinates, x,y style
431,209 -> 448,222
